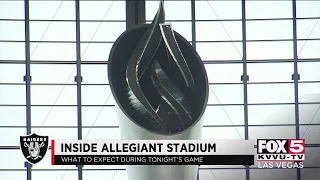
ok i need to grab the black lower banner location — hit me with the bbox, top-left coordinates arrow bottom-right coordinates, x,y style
53,155 -> 254,165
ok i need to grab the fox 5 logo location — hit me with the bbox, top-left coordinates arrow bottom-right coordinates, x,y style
257,139 -> 305,154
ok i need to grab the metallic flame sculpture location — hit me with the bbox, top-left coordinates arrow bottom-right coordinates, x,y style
108,1 -> 209,180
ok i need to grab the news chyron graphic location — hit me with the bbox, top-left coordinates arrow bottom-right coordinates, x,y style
20,133 -> 49,164
51,140 -> 255,166
257,139 -> 305,168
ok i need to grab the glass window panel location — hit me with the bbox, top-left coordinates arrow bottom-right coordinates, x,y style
302,168 -> 320,179
246,20 -> 293,40
199,170 -> 245,180
80,43 -> 113,61
209,84 -> 244,104
297,19 -> 320,39
31,128 -> 78,146
81,65 -> 109,84
82,107 -> 118,126
300,125 -> 320,144
250,169 -> 296,180
30,22 -> 76,41
249,126 -> 295,140
246,1 -> 292,19
80,22 -> 126,42
248,105 -> 295,125
0,107 -> 26,126
34,149 -> 76,169
82,128 -> 121,139
304,147 -> 320,167
32,171 -> 78,180
298,83 -> 320,103
299,62 -> 320,81
80,1 -> 125,20
0,64 -> 25,83
31,107 -> 77,126
247,63 -> 293,82
146,1 -> 191,20
0,42 -> 25,60
0,150 -> 26,169
205,64 -> 243,83
83,171 -> 126,180
0,85 -> 26,105
170,22 -> 192,42
0,1 -> 24,19
204,105 -> 244,126
164,1 -> 191,20
0,21 -> 25,41
29,1 -> 75,20
82,85 -> 113,105
108,94 -> 116,105
247,84 -> 295,104
30,43 -> 76,61
196,42 -> 243,60
247,41 -> 293,60
31,85 -> 77,105
298,40 -> 320,59
202,127 -> 244,139
0,171 -> 26,180
0,128 -> 26,146
195,1 -> 241,20
296,1 -> 320,18
31,64 -> 76,84
196,21 -> 242,41
299,104 -> 320,124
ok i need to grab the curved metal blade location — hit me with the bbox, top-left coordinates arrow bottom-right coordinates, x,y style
126,1 -> 167,131
151,60 -> 193,129
159,23 -> 195,89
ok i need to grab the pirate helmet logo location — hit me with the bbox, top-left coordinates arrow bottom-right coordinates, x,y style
20,133 -> 49,164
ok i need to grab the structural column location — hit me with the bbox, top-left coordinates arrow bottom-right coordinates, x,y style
292,0 -> 301,179
75,0 -> 83,179
126,0 -> 146,30
190,1 -> 200,179
241,0 -> 250,180
24,0 -> 32,180
191,0 -> 196,49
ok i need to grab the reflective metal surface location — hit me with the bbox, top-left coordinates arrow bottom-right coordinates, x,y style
108,1 -> 208,136
108,1 -> 209,179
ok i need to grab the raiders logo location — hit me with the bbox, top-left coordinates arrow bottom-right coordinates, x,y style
20,133 -> 49,164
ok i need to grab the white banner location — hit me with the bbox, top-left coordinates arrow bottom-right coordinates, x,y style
52,140 -> 255,155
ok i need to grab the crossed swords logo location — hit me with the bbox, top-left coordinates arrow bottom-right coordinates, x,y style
24,141 -> 45,160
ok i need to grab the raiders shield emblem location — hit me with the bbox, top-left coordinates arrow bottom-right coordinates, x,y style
20,133 -> 49,164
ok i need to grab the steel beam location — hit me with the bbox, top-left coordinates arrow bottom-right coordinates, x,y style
23,0 -> 32,179
241,0 -> 250,180
75,0 -> 83,179
126,0 -> 146,30
292,0 -> 301,179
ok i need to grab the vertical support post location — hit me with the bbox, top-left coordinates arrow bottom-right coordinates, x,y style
241,0 -> 250,180
292,0 -> 301,179
75,0 -> 83,179
191,1 -> 200,179
191,0 -> 196,49
24,0 -> 32,179
126,0 -> 146,30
